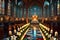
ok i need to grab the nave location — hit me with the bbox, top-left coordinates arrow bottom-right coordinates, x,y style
0,0 -> 60,40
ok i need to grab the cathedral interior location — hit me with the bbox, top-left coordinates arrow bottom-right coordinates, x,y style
0,0 -> 60,40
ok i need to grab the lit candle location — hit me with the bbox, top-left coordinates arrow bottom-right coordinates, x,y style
6,38 -> 9,40
9,31 -> 12,36
17,32 -> 21,36
13,35 -> 17,40
18,28 -> 20,31
50,29 -> 53,34
55,31 -> 58,37
0,0 -> 1,14
11,36 -> 13,40
14,29 -> 17,34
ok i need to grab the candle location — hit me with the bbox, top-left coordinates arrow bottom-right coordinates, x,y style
13,35 -> 17,40
11,36 -> 13,40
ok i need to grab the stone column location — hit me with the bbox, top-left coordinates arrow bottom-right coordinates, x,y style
53,0 -> 57,16
51,4 -> 54,16
49,4 -> 51,17
14,5 -> 16,17
15,0 -> 18,17
47,6 -> 49,17
15,5 -> 18,17
26,7 -> 28,23
50,0 -> 54,16
18,8 -> 20,17
17,7 -> 19,18
18,7 -> 20,18
5,0 -> 8,15
43,6 -> 45,17
19,7 -> 20,18
42,6 -> 43,17
22,6 -> 24,18
45,7 -> 48,17
42,6 -> 45,23
10,0 -> 14,17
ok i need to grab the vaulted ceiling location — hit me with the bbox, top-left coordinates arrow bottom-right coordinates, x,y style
9,0 -> 50,8
23,0 -> 44,7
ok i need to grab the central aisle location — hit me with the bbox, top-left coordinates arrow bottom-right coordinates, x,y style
23,26 -> 44,40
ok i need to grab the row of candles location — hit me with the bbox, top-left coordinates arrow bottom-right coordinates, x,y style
8,23 -> 30,40
0,15 -> 25,22
39,23 -> 58,40
8,25 -> 23,40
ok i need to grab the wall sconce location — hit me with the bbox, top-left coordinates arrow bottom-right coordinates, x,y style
0,17 -> 3,22
45,18 -> 48,21
21,17 -> 24,21
15,18 -> 18,21
54,16 -> 57,21
4,15 -> 10,21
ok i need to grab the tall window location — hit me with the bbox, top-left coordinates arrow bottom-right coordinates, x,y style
0,0 -> 1,14
8,0 -> 11,15
57,0 -> 60,15
2,0 -> 5,14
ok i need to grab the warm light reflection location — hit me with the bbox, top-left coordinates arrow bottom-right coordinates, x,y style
33,27 -> 36,40
39,23 -> 50,31
32,14 -> 38,21
33,27 -> 36,30
21,23 -> 30,29
21,28 -> 29,40
39,28 -> 46,40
